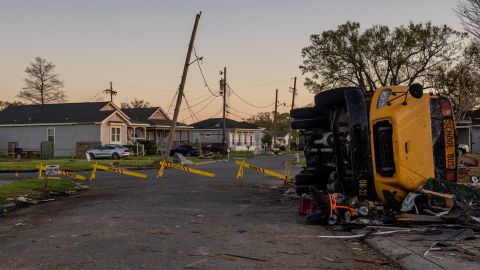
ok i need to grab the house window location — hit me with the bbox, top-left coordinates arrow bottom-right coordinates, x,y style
47,128 -> 55,143
111,127 -> 121,143
146,131 -> 155,141
204,133 -> 212,137
194,133 -> 200,143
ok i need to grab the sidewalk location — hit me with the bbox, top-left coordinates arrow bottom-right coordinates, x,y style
364,228 -> 480,270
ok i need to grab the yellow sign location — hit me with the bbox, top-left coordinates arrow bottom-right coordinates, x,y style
90,163 -> 147,180
443,119 -> 456,170
157,160 -> 215,178
36,165 -> 87,181
235,160 -> 292,184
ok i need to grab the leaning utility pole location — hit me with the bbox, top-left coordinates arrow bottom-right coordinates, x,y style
290,77 -> 297,111
273,89 -> 278,148
166,12 -> 201,158
288,77 -> 297,151
222,66 -> 227,157
104,81 -> 117,102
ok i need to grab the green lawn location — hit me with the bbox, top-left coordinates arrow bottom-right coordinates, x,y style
0,179 -> 76,205
0,156 -> 159,172
0,155 -> 217,172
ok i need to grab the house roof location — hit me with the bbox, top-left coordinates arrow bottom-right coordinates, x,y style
192,118 -> 263,129
121,107 -> 191,128
0,102 -> 118,125
121,107 -> 159,124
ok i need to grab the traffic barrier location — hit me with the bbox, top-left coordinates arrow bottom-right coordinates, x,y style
90,163 -> 147,181
157,160 -> 215,178
235,160 -> 292,184
36,164 -> 87,181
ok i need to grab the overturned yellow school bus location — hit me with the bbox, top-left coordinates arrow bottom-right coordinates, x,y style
291,84 -> 457,207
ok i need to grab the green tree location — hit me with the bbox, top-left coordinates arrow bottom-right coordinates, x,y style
300,21 -> 465,93
246,112 -> 291,133
18,57 -> 66,104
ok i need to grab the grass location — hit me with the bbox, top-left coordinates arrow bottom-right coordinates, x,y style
0,155 -> 219,172
0,179 -> 76,205
292,158 -> 306,166
0,156 -> 159,172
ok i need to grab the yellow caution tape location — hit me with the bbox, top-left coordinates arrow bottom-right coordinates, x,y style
36,165 -> 87,181
234,160 -> 292,183
157,160 -> 215,178
89,163 -> 147,181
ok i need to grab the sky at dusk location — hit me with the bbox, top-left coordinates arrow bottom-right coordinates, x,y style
0,0 -> 464,123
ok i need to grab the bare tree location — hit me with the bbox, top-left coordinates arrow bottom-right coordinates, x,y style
120,98 -> 151,109
18,57 -> 66,104
429,43 -> 480,120
457,0 -> 480,39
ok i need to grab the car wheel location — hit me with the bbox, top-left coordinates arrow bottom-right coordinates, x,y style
89,153 -> 95,160
112,153 -> 120,160
16,153 -> 22,159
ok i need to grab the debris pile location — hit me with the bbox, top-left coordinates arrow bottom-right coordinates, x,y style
299,177 -> 480,259
299,178 -> 480,228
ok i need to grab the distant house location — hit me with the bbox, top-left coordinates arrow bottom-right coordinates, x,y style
122,107 -> 193,147
263,130 -> 290,148
0,102 -> 190,157
190,118 -> 265,151
457,110 -> 480,153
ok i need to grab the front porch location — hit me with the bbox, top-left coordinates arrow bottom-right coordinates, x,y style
229,130 -> 262,151
127,126 -> 147,143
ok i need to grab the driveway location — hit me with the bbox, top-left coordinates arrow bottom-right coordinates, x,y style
0,155 -> 398,269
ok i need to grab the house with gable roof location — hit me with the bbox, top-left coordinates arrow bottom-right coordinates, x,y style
0,102 -> 191,157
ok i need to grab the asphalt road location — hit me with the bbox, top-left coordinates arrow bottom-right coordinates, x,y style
0,155 -> 399,269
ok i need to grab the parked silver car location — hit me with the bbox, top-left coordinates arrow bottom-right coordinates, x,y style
86,145 -> 131,159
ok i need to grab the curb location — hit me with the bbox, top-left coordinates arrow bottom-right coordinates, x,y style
365,236 -> 444,270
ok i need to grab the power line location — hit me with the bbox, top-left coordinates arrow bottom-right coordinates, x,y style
227,105 -> 256,117
193,46 -> 219,97
113,81 -> 206,93
226,110 -> 247,120
180,94 -> 215,112
228,84 -> 275,109
182,93 -> 200,123
113,82 -> 172,92
180,96 -> 219,122
167,88 -> 179,116
85,91 -> 104,102
234,78 -> 293,90
208,107 -> 223,119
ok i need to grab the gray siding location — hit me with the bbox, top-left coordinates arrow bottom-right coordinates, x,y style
472,127 -> 480,153
0,124 -> 101,157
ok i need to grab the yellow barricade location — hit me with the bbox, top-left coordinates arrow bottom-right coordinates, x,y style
36,165 -> 87,181
157,160 -> 215,178
235,160 -> 292,184
90,163 -> 147,181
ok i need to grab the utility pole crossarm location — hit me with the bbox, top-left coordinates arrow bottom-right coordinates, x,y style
104,81 -> 117,102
